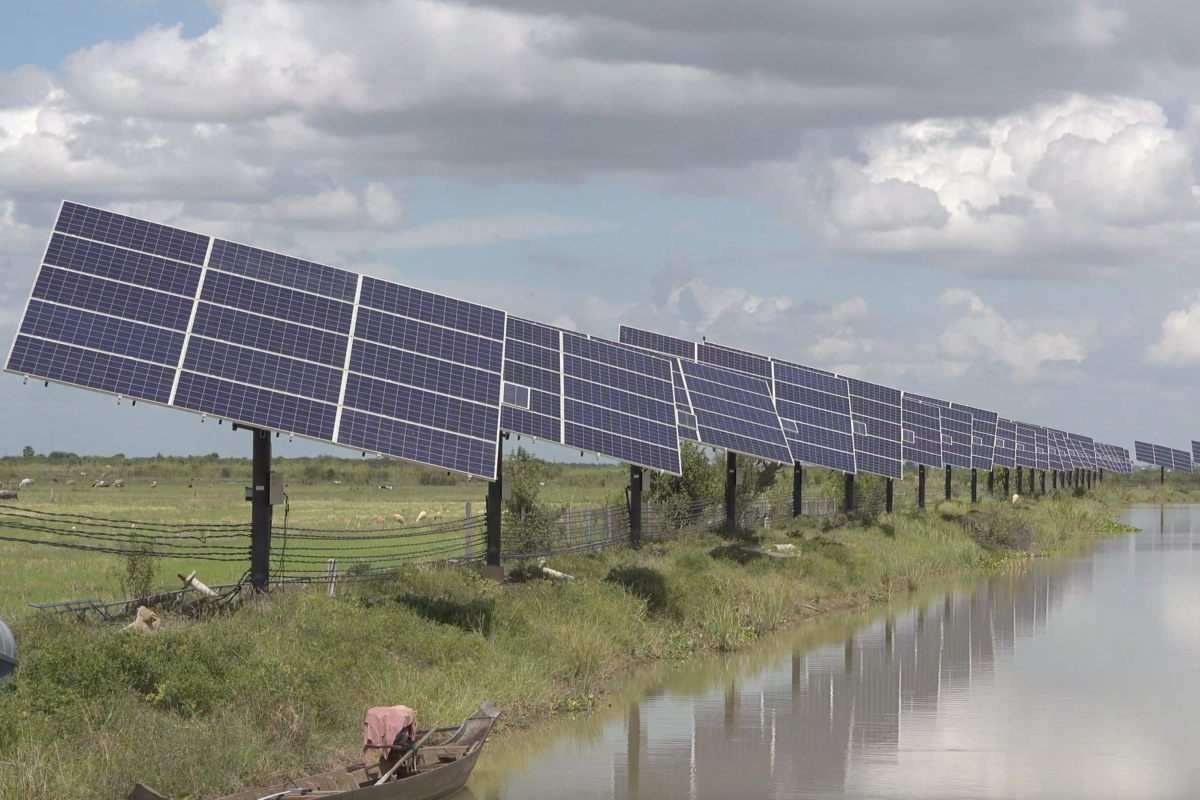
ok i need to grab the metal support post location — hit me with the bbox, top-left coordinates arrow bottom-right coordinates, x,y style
1016,466 -> 1023,495
1100,468 -> 1104,483
971,468 -> 977,503
485,435 -> 503,578
1161,466 -> 1166,485
918,465 -> 926,509
945,464 -> 952,500
793,464 -> 803,518
988,470 -> 994,495
886,478 -> 894,513
1004,468 -> 1010,497
1040,470 -> 1046,495
725,452 -> 738,531
1052,470 -> 1057,490
250,427 -> 272,593
844,472 -> 855,512
629,465 -> 643,548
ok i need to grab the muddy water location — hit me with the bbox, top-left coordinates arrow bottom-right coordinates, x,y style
468,505 -> 1200,799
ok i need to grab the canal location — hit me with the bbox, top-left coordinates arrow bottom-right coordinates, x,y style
469,505 -> 1200,799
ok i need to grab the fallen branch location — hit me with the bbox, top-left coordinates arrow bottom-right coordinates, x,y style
178,570 -> 218,598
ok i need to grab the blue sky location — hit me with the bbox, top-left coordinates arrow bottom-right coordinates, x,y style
0,0 -> 1197,463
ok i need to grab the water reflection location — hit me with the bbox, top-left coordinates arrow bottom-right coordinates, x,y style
476,506 -> 1200,799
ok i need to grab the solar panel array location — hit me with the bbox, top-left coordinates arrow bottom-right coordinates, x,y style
10,202 -> 509,479
6,201 -> 1165,486
951,403 -> 997,471
993,419 -> 1016,469
901,395 -> 944,469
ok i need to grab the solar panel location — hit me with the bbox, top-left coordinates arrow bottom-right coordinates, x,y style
500,317 -> 563,445
9,201 -> 508,480
1046,428 -> 1068,472
1173,448 -> 1194,474
908,394 -> 971,469
1134,441 -> 1157,467
563,334 -> 683,475
1014,422 -> 1037,469
1067,433 -> 1097,471
951,403 -> 997,471
697,342 -> 772,380
901,394 -> 944,469
1193,440 -> 1200,466
773,360 -> 856,472
842,377 -> 903,480
618,325 -> 696,361
1034,427 -> 1049,471
678,358 -> 793,464
993,418 -> 1016,469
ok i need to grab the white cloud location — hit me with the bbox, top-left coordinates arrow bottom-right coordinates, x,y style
790,95 -> 1200,274
938,288 -> 1085,381
1144,293 -> 1200,366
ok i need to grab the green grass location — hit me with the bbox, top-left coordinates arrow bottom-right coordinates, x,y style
0,483 -> 1131,800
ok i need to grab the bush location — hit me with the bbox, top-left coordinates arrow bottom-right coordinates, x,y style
605,565 -> 674,616
118,541 -> 157,600
964,505 -> 1033,551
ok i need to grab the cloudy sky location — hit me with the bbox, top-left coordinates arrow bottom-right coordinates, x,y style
2,0 -> 1198,460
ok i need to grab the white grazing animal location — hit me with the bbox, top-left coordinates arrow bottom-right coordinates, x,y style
432,509 -> 443,521
92,480 -> 108,488
375,515 -> 385,524
392,513 -> 406,524
19,478 -> 32,488
416,510 -> 428,523
150,481 -> 157,488
1012,494 -> 1021,505
65,480 -> 76,487
113,479 -> 125,488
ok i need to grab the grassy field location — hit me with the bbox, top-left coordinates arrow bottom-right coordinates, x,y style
0,473 -> 1134,800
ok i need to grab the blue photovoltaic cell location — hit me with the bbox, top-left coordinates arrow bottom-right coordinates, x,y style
993,419 -> 1016,469
175,372 -> 336,441
1174,448 -> 1194,474
34,266 -> 193,331
202,271 -> 353,334
45,233 -> 201,296
1046,429 -> 1066,472
184,338 -> 343,404
8,336 -> 175,405
1067,433 -> 1097,471
679,359 -> 793,464
1134,441 -> 1156,466
338,408 -> 496,477
1193,441 -> 1200,466
618,325 -> 696,361
208,239 -> 357,302
1034,427 -> 1049,471
55,201 -> 210,266
341,373 -> 497,441
951,403 -> 997,471
901,395 -> 943,469
360,277 -> 505,341
939,406 -> 974,470
1014,422 -> 1037,469
501,406 -> 560,442
356,307 -> 502,373
698,342 -> 772,380
351,338 -> 499,405
562,334 -> 681,475
20,300 -> 184,367
192,303 -> 347,368
844,376 -> 902,480
774,361 -> 856,473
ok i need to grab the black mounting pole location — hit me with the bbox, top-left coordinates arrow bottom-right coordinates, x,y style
945,464 -> 952,500
1052,470 -> 1057,491
1040,470 -> 1046,495
1100,468 -> 1104,483
725,452 -> 738,532
1088,470 -> 1093,490
792,464 -> 803,518
886,478 -> 894,513
988,469 -> 995,495
971,468 -> 978,503
485,435 -> 503,576
918,465 -> 926,510
629,465 -> 643,549
1004,467 -> 1010,497
250,427 -> 272,593
1029,468 -> 1035,495
844,472 -> 855,513
1016,466 -> 1023,495
1161,466 -> 1166,485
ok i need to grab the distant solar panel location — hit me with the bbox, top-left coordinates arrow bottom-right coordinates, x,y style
678,359 -> 793,464
10,202 -> 512,479
1034,427 -> 1049,471
1133,440 -> 1186,473
1046,428 -> 1068,472
993,419 -> 1016,469
951,403 -> 997,471
1194,440 -> 1200,466
1014,422 -> 1037,469
562,334 -> 682,475
501,317 -> 562,444
1173,448 -> 1194,474
842,376 -> 903,480
1067,433 -> 1097,471
772,360 -> 856,473
901,394 -> 944,470
697,342 -> 772,380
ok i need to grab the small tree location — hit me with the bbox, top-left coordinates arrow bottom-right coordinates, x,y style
502,446 -> 559,555
21,445 -> 33,459
646,441 -> 722,528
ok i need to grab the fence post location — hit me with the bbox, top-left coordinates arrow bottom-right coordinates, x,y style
326,558 -> 338,598
606,507 -> 613,542
586,507 -> 593,546
465,502 -> 473,560
565,506 -> 572,546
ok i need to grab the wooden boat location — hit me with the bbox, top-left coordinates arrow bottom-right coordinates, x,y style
129,702 -> 499,800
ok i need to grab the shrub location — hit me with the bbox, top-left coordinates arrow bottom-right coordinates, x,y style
964,505 -> 1033,551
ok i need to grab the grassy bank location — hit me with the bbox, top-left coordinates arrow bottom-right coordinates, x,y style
0,491 -> 1127,800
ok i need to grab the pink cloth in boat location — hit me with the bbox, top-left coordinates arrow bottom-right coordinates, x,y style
363,705 -> 418,759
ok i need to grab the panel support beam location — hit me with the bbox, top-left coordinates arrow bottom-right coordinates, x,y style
792,464 -> 803,518
485,435 -> 504,578
250,426 -> 272,594
629,465 -> 643,549
725,452 -> 737,532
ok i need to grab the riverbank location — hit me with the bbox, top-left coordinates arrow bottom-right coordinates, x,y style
0,491 -> 1128,800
